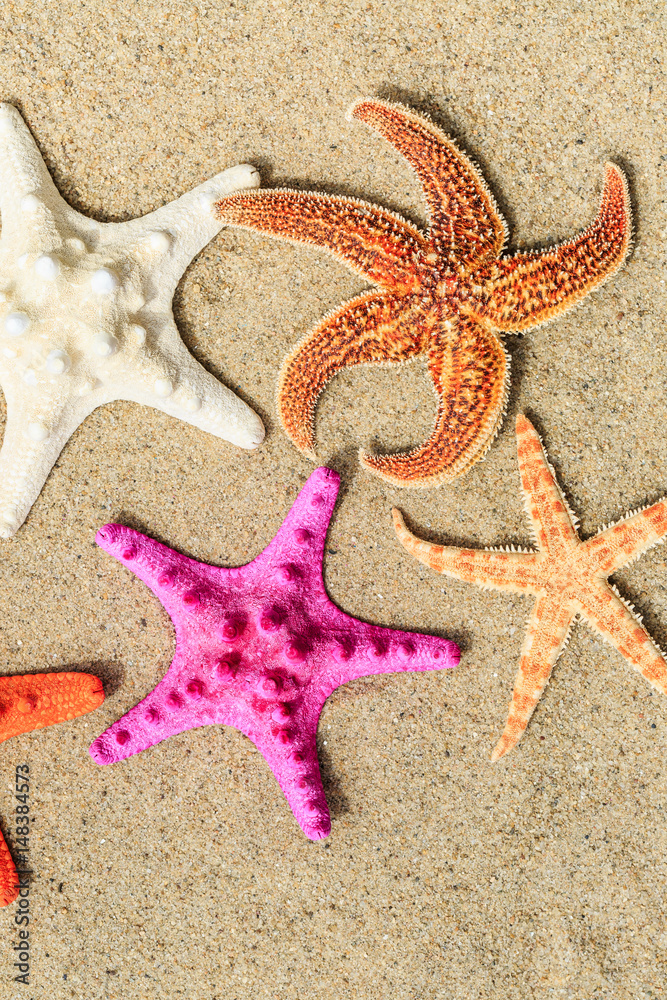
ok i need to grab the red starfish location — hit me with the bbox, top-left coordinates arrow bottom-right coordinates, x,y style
216,98 -> 631,486
0,671 -> 104,905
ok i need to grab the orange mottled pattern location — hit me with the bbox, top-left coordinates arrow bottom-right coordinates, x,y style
0,671 -> 104,743
216,98 -> 631,487
477,165 -> 631,331
0,671 -> 104,906
394,415 -> 667,759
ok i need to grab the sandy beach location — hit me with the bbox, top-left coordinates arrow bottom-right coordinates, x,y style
0,2 -> 666,996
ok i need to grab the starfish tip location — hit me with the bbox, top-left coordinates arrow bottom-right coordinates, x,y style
603,160 -> 622,179
242,419 -> 267,450
301,810 -> 332,841
345,98 -> 364,122
0,883 -> 19,908
80,674 -> 106,712
227,163 -> 261,191
95,523 -> 124,554
309,465 -> 340,490
89,735 -> 117,765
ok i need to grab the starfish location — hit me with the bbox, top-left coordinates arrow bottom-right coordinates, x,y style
0,670 -> 105,905
0,103 -> 265,539
215,98 -> 631,487
394,414 -> 667,760
89,466 -> 460,840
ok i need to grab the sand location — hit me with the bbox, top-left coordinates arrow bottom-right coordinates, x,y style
0,1 -> 665,997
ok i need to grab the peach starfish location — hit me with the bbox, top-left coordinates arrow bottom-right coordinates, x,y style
0,671 -> 104,905
394,414 -> 667,759
215,98 -> 631,487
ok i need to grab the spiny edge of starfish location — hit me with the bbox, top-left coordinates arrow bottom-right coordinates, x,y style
595,502 -> 667,536
494,162 -> 632,334
605,583 -> 667,662
357,341 -> 512,488
518,423 -> 581,532
485,543 -> 537,554
276,309 -> 426,456
392,507 -> 526,595
490,608 -> 576,762
215,187 -> 423,285
346,96 -> 510,255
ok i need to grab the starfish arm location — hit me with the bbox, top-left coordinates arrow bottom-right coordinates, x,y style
110,322 -> 265,450
89,671 -> 333,840
0,831 -> 18,907
349,99 -> 507,272
515,414 -> 579,556
89,669 -> 213,761
393,508 -> 541,592
278,290 -> 427,455
249,465 -> 341,585
582,501 -> 667,575
250,712 -> 331,841
492,593 -> 575,761
579,584 -> 667,695
361,316 -> 509,486
478,164 -> 631,332
0,381 -> 100,538
110,164 -> 261,308
315,615 -> 460,695
0,104 -> 80,248
95,523 -> 223,620
215,188 -> 426,290
0,671 -> 104,741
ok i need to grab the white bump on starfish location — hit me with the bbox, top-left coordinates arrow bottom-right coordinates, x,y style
0,102 -> 265,537
154,378 -> 173,397
92,332 -> 117,357
20,194 -> 39,213
34,254 -> 59,280
4,312 -> 29,337
90,267 -> 118,294
26,421 -> 48,442
147,231 -> 171,253
45,349 -> 70,374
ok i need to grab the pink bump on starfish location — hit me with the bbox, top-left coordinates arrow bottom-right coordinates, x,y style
89,467 -> 460,839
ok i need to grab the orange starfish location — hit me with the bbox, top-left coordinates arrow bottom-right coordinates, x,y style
0,671 -> 104,905
394,414 -> 667,759
215,99 -> 631,486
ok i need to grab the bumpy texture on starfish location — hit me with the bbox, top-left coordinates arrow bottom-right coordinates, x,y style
215,99 -> 631,487
0,103 -> 265,538
89,466 -> 460,839
0,670 -> 104,905
394,415 -> 667,759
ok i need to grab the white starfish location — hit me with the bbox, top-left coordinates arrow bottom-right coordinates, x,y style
0,103 -> 265,539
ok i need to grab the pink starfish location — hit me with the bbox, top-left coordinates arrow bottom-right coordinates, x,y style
89,467 -> 460,839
